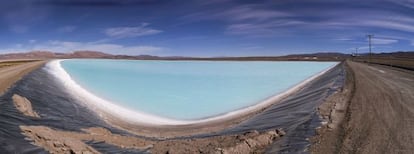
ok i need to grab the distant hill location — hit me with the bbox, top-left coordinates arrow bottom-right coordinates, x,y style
369,51 -> 414,59
0,51 -> 57,59
277,52 -> 350,60
0,50 -> 412,61
353,51 -> 414,70
67,51 -> 112,58
0,51 -> 111,60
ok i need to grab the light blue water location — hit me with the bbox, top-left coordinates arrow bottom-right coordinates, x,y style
61,59 -> 337,120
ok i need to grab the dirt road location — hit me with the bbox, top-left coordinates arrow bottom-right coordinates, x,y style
0,61 -> 46,95
312,61 -> 414,153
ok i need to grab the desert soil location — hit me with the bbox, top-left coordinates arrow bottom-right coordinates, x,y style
0,60 -> 46,95
20,125 -> 285,154
312,61 -> 414,153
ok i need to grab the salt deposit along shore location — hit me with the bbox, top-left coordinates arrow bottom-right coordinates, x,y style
0,59 -> 345,153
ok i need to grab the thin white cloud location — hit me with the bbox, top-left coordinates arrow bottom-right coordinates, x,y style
371,38 -> 398,45
334,34 -> 407,45
244,46 -> 262,50
357,46 -> 374,50
334,38 -> 354,41
9,25 -> 29,33
301,9 -> 414,34
57,25 -> 77,33
183,5 -> 291,22
226,20 -> 304,37
220,5 -> 291,21
0,40 -> 163,55
391,0 -> 414,9
188,3 -> 414,39
104,23 -> 162,39
196,0 -> 232,5
4,2 -> 49,34
357,20 -> 414,33
346,46 -> 374,52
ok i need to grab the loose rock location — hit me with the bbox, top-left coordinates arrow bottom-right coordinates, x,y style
12,94 -> 40,118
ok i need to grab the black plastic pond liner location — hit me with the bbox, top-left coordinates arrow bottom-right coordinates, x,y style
0,62 -> 344,153
192,63 -> 345,153
0,67 -> 130,153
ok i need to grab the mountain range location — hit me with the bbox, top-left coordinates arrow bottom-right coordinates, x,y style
0,50 -> 412,61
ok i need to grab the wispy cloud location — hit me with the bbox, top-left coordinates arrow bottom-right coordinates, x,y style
294,7 -> 414,34
226,20 -> 304,37
0,40 -> 163,55
9,25 -> 29,33
195,0 -> 232,5
371,38 -> 398,45
391,0 -> 414,9
3,1 -> 50,33
57,25 -> 77,33
243,46 -> 263,50
36,0 -> 167,7
334,38 -> 354,41
183,1 -> 414,39
351,19 -> 414,33
181,3 -> 302,37
104,23 -> 162,39
182,4 -> 291,23
220,5 -> 291,21
348,46 -> 372,51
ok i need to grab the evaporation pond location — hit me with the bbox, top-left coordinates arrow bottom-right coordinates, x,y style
60,59 -> 337,120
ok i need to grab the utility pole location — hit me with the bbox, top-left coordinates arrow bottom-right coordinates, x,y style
355,47 -> 358,56
367,34 -> 374,63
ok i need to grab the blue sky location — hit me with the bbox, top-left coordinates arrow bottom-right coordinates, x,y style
0,0 -> 413,57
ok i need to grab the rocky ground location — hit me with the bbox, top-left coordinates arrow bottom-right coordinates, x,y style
13,93 -> 286,154
311,61 -> 414,153
20,125 -> 285,154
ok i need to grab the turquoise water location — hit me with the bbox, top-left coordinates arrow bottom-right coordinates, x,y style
60,59 -> 337,120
